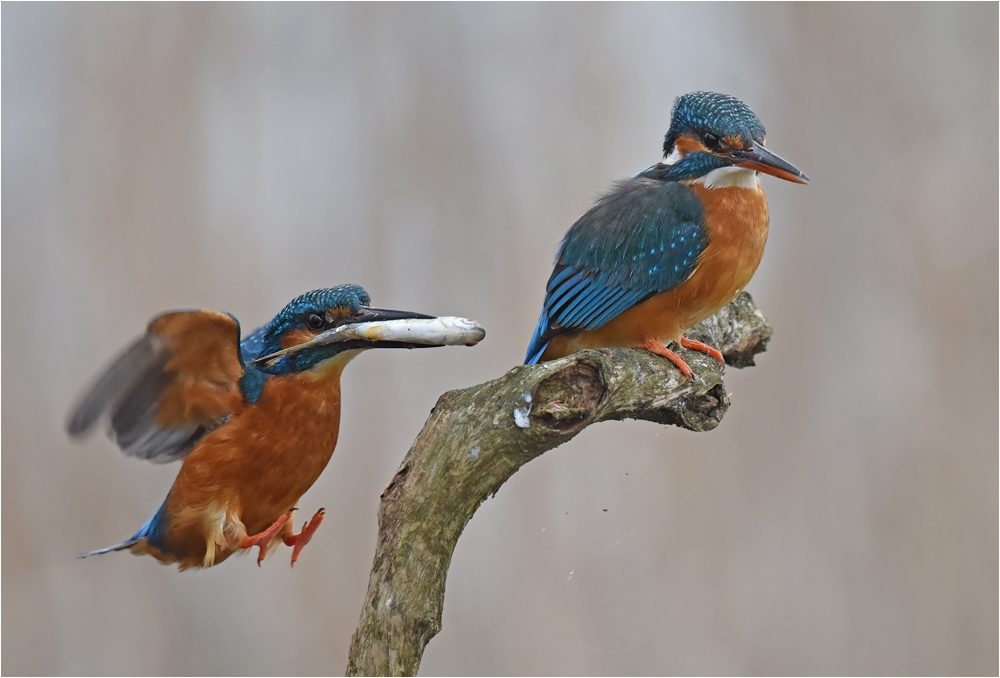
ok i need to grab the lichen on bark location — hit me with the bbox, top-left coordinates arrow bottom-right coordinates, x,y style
346,292 -> 773,676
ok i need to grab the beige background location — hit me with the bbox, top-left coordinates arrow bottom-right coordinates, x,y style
3,3 -> 997,675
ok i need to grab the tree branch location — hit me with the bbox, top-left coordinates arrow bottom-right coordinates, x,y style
346,292 -> 773,676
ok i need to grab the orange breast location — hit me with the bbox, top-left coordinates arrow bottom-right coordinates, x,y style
154,360 -> 348,567
543,181 -> 769,358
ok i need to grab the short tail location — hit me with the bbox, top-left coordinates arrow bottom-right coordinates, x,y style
79,538 -> 139,559
80,495 -> 170,559
524,308 -> 551,365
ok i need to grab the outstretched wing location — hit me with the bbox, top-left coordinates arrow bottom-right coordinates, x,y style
68,310 -> 246,463
525,178 -> 708,364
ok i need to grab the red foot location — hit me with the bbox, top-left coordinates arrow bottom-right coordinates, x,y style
639,339 -> 694,379
679,336 -> 725,367
284,508 -> 326,567
240,509 -> 296,566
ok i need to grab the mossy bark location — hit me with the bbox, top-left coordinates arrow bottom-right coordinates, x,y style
346,292 -> 773,676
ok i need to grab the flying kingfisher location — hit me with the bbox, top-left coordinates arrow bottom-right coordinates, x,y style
69,285 -> 485,570
525,91 -> 808,375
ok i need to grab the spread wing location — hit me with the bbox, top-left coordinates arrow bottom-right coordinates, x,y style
68,310 -> 247,463
525,178 -> 708,364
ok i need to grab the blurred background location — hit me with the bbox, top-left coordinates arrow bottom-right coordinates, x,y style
3,3 -> 996,675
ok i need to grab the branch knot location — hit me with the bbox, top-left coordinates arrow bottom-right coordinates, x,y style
531,359 -> 605,435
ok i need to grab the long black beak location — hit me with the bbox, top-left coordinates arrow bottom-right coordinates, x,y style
352,307 -> 436,324
727,141 -> 809,184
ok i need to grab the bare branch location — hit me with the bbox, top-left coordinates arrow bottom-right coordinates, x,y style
346,292 -> 772,676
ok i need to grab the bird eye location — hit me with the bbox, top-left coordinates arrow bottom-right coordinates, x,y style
701,132 -> 720,149
306,313 -> 325,331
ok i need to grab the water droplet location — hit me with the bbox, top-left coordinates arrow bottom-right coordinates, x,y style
468,445 -> 480,460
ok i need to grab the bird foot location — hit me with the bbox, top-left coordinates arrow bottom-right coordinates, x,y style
639,339 -> 694,379
240,509 -> 296,566
284,508 -> 326,567
679,336 -> 725,367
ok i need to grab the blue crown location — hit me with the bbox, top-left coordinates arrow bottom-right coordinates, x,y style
663,92 -> 766,156
255,284 -> 371,359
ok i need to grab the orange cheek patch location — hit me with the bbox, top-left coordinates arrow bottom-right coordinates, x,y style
674,134 -> 707,156
280,328 -> 318,350
722,135 -> 747,150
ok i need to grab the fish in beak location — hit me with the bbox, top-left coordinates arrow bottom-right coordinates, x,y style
253,308 -> 486,369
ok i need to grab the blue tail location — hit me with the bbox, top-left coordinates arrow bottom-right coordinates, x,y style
524,308 -> 551,365
80,494 -> 170,559
79,538 -> 140,558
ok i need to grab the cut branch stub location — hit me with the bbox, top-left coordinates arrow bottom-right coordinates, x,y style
347,292 -> 773,676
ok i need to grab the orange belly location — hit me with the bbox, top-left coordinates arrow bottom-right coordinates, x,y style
542,181 -> 769,359
141,360 -> 348,569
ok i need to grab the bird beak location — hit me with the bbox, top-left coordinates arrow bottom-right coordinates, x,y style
727,141 -> 809,184
252,308 -> 486,368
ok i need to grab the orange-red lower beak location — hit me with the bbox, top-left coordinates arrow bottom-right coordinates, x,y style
728,141 -> 809,184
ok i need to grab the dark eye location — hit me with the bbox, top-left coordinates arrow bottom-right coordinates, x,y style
306,313 -> 325,331
701,132 -> 720,149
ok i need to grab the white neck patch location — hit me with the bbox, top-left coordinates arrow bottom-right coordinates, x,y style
696,166 -> 759,190
663,147 -> 683,166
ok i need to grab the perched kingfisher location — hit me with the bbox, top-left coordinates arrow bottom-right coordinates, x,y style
525,91 -> 808,375
69,285 -> 484,570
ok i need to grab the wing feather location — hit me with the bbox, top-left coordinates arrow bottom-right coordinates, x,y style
524,178 -> 708,364
68,310 -> 245,463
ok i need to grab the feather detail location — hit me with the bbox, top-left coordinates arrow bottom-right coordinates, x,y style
68,310 -> 245,463
525,178 -> 708,364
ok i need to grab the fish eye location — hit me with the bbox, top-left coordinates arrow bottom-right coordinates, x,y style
306,313 -> 325,331
701,132 -> 720,150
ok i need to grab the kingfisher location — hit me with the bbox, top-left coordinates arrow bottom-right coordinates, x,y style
525,91 -> 807,375
69,285 -> 484,570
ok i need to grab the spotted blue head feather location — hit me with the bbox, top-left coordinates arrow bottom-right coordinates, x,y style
663,91 -> 766,157
238,285 -> 373,391
257,285 -> 371,360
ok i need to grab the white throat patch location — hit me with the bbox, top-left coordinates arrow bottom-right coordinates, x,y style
663,147 -> 683,166
697,166 -> 760,190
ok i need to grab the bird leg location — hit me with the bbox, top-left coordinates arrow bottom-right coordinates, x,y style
283,508 -> 326,567
240,509 -> 296,566
679,336 -> 725,367
639,339 -> 694,379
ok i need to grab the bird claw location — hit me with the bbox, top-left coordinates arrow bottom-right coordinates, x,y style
679,336 -> 725,369
289,508 -> 326,567
639,339 -> 694,379
240,509 -> 297,566
639,337 -> 726,379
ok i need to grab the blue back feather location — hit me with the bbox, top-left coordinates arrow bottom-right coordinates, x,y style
525,178 -> 707,364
